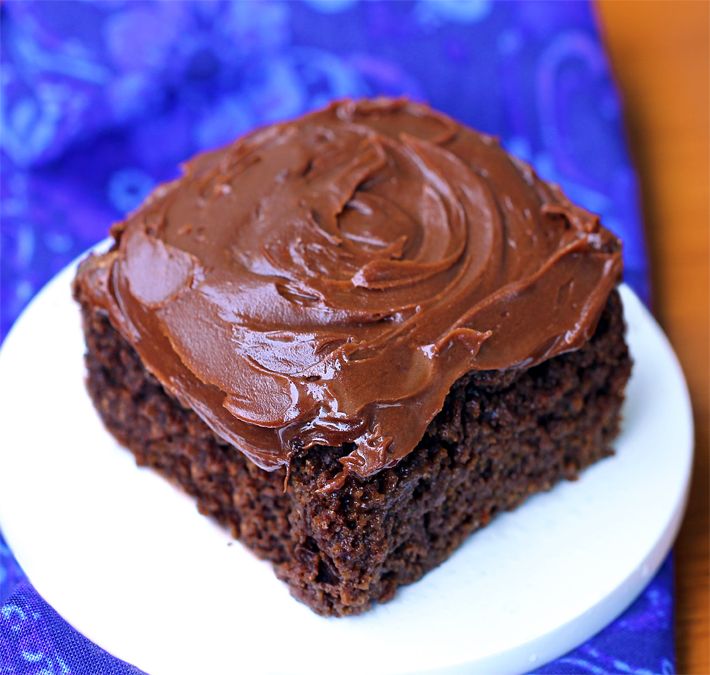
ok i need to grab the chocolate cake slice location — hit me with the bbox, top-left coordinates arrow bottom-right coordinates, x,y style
74,98 -> 631,616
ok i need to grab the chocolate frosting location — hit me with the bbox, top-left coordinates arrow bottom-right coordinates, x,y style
75,98 -> 622,487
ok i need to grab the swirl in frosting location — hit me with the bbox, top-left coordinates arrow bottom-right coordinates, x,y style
76,98 -> 622,487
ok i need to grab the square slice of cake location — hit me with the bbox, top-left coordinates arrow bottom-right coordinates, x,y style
74,98 -> 631,616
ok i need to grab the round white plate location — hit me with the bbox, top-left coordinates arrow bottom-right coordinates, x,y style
0,254 -> 693,675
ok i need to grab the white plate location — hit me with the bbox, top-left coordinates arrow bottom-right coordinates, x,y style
0,253 -> 693,675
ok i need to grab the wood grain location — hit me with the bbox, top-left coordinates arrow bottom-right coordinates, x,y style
597,2 -> 709,672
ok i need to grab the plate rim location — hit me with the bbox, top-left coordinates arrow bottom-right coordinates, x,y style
0,250 -> 694,675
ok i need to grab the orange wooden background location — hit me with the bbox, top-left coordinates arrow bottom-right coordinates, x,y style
597,2 -> 709,672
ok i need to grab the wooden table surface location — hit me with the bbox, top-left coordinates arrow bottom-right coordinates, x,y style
597,2 -> 709,672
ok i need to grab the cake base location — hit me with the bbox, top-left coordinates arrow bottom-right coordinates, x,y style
78,289 -> 631,617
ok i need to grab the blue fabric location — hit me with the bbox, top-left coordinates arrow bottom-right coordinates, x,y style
0,1 -> 670,672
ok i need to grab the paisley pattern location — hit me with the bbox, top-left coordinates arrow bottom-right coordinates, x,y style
0,1 -> 669,673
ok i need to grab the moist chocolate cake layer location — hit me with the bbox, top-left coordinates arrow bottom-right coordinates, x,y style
77,289 -> 630,616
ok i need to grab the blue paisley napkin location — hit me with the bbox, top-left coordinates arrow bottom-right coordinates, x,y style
0,1 -> 671,673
